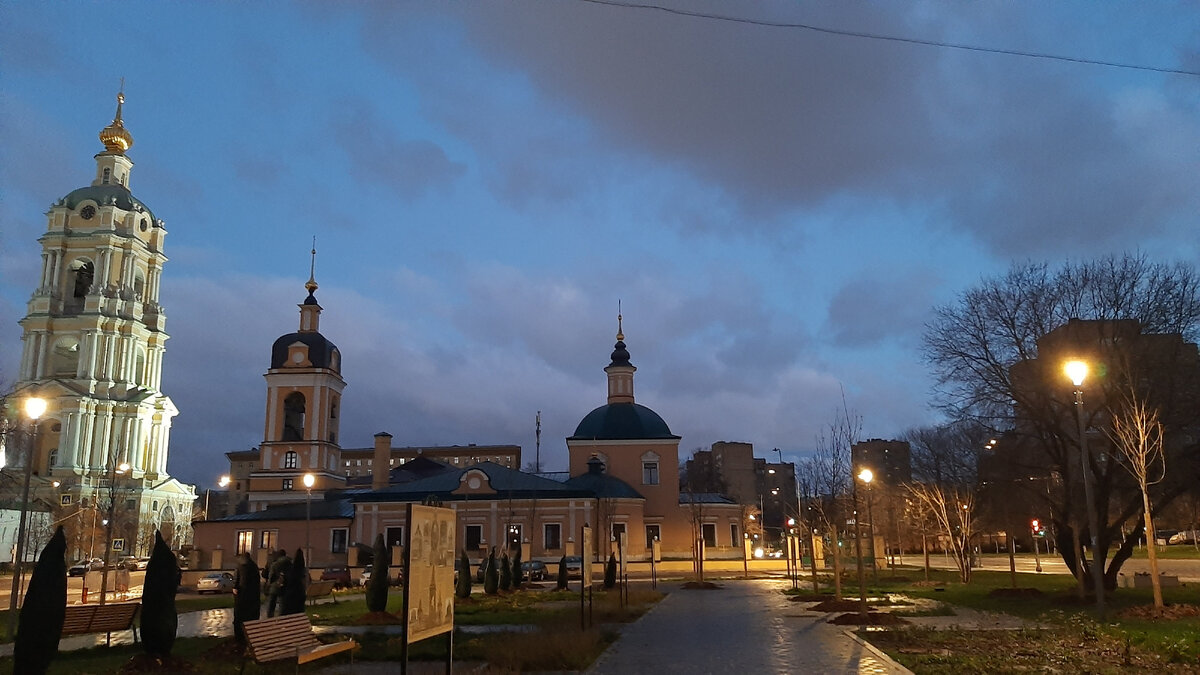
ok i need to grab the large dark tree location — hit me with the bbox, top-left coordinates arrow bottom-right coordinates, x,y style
141,530 -> 179,658
366,533 -> 389,613
281,548 -> 308,615
233,553 -> 261,644
14,526 -> 67,675
924,253 -> 1200,593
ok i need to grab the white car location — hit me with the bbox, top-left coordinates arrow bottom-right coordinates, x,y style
1169,530 -> 1198,545
196,572 -> 235,594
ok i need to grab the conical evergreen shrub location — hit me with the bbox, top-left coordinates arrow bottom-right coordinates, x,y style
603,553 -> 617,589
556,555 -> 568,590
141,530 -> 180,658
233,553 -> 261,644
511,546 -> 523,588
366,533 -> 389,613
483,548 -> 499,595
455,550 -> 472,599
499,551 -> 512,591
281,548 -> 308,615
14,526 -> 67,675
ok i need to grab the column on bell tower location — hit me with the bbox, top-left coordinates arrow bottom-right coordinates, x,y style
605,312 -> 636,404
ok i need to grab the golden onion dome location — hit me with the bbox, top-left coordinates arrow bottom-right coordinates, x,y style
99,92 -> 133,153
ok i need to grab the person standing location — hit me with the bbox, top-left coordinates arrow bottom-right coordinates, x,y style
265,549 -> 291,618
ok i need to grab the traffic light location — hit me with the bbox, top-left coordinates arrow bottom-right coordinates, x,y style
1031,519 -> 1046,537
1031,519 -> 1039,532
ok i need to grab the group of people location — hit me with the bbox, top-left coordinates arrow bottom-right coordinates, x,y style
231,549 -> 306,617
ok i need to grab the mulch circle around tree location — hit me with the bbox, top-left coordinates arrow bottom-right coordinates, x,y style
987,588 -> 1045,599
828,612 -> 909,626
681,581 -> 721,590
811,599 -> 871,612
788,593 -> 836,602
353,611 -> 404,625
118,653 -> 197,673
199,639 -> 247,663
1117,603 -> 1200,620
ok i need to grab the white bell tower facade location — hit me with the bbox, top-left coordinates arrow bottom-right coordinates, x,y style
4,92 -> 196,558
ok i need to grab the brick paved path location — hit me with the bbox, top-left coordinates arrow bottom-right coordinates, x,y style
587,579 -> 907,675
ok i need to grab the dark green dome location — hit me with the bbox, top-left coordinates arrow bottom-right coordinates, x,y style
569,402 -> 677,441
271,332 -> 340,372
59,184 -> 156,224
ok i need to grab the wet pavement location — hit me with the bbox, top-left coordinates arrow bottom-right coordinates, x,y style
586,579 -> 908,675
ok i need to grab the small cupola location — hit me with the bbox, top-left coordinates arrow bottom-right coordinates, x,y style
604,311 -> 636,404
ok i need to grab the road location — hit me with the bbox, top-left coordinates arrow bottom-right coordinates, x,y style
0,569 -> 147,605
923,552 -> 1200,582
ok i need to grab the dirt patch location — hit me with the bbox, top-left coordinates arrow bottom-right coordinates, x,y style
811,599 -> 869,612
788,593 -> 835,602
987,587 -> 1045,599
118,653 -> 196,672
828,612 -> 909,626
200,639 -> 245,662
680,581 -> 721,590
352,610 -> 404,625
1117,603 -> 1200,620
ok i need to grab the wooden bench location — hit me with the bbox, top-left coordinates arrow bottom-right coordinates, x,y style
243,613 -> 355,671
305,579 -> 337,605
61,602 -> 140,646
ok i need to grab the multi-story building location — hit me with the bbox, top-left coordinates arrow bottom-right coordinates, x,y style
1,92 -> 196,558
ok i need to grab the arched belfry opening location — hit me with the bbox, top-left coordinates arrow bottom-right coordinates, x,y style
282,392 -> 306,441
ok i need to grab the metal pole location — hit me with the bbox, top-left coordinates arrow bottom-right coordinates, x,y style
867,485 -> 877,584
853,480 -> 867,619
305,487 -> 312,563
1075,388 -> 1105,615
7,421 -> 38,639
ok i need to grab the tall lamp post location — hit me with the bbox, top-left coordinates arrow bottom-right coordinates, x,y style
303,473 -> 315,564
1065,360 -> 1105,615
853,467 -> 869,619
203,475 -> 231,520
859,468 -> 877,583
6,396 -> 46,639
98,461 -> 131,606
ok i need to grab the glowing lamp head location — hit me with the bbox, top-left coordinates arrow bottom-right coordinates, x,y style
1064,360 -> 1088,387
858,468 -> 874,484
1031,519 -> 1040,529
24,397 -> 47,420
218,475 -> 231,488
117,462 -> 131,474
302,473 -> 315,488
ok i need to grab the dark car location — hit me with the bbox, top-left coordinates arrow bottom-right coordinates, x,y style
321,565 -> 352,588
563,556 -> 583,579
521,560 -> 548,582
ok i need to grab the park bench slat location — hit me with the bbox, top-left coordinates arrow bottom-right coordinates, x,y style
243,613 -> 354,667
61,602 -> 140,646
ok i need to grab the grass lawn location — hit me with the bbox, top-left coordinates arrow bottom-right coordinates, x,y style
1126,545 -> 1200,560
820,565 -> 1200,671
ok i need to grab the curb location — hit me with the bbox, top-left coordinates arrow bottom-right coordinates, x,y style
842,628 -> 914,675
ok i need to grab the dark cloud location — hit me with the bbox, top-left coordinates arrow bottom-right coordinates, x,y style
332,101 -> 466,200
827,273 -> 937,347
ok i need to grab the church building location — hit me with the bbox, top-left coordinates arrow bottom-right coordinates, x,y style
2,93 -> 196,559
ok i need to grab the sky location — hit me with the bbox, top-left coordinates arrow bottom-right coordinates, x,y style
1,1 -> 1197,490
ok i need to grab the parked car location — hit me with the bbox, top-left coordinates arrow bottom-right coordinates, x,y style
321,565 -> 352,588
521,560 -> 548,582
117,556 -> 149,570
563,556 -> 583,579
196,571 -> 235,594
1169,530 -> 1198,545
359,569 -> 372,587
68,558 -> 104,576
1155,530 -> 1180,546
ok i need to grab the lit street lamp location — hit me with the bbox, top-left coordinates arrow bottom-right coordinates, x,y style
6,396 -> 45,639
98,461 -> 131,606
303,473 -> 315,563
859,468 -> 877,583
203,474 -> 232,520
1065,359 -> 1105,615
853,467 -> 871,619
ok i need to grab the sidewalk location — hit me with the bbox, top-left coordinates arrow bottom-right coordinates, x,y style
586,579 -> 908,675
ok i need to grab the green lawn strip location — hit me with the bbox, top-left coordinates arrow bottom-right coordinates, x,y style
1125,546 -> 1200,560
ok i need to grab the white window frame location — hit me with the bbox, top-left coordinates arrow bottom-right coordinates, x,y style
543,523 -> 562,550
330,527 -> 349,554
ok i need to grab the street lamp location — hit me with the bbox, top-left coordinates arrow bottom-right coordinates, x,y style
858,468 -> 877,582
853,467 -> 871,619
203,474 -> 232,520
1065,359 -> 1105,614
303,473 -> 315,563
7,396 -> 45,638
97,461 -> 130,606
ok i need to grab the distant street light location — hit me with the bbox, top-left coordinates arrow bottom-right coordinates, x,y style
303,473 -> 316,563
203,474 -> 232,520
858,468 -> 877,583
853,467 -> 872,619
7,396 -> 45,638
1065,359 -> 1105,615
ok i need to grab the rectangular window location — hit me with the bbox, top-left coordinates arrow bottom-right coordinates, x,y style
465,525 -> 482,550
730,524 -> 739,546
282,478 -> 293,491
645,524 -> 661,549
544,523 -> 561,550
385,526 -> 405,549
259,529 -> 278,550
642,461 -> 659,485
611,523 -> 626,544
236,530 -> 253,555
702,523 -> 717,548
330,528 -> 349,554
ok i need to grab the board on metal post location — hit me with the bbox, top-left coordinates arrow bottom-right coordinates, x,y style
401,503 -> 456,675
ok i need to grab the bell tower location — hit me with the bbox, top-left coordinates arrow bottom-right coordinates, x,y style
4,90 -> 196,558
248,246 -> 347,510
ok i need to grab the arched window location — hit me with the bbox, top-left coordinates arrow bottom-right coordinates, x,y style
282,392 -> 306,441
51,337 -> 80,377
284,451 -> 298,469
67,259 -> 94,312
47,449 -> 58,468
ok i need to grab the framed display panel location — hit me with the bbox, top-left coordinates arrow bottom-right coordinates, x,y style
402,503 -> 456,643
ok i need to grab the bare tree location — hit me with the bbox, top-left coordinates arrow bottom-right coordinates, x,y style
1108,389 -> 1167,611
924,253 -> 1200,592
807,400 -> 859,600
907,482 -> 978,583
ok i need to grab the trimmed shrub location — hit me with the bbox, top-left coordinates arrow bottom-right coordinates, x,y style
233,553 -> 261,644
484,548 -> 499,595
14,526 -> 68,675
512,546 -> 524,588
455,550 -> 472,599
556,555 -> 568,590
281,548 -> 308,615
141,530 -> 180,658
499,552 -> 512,591
603,553 -> 617,589
366,533 -> 389,612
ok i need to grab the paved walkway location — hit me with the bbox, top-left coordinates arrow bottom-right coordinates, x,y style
587,579 -> 907,675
